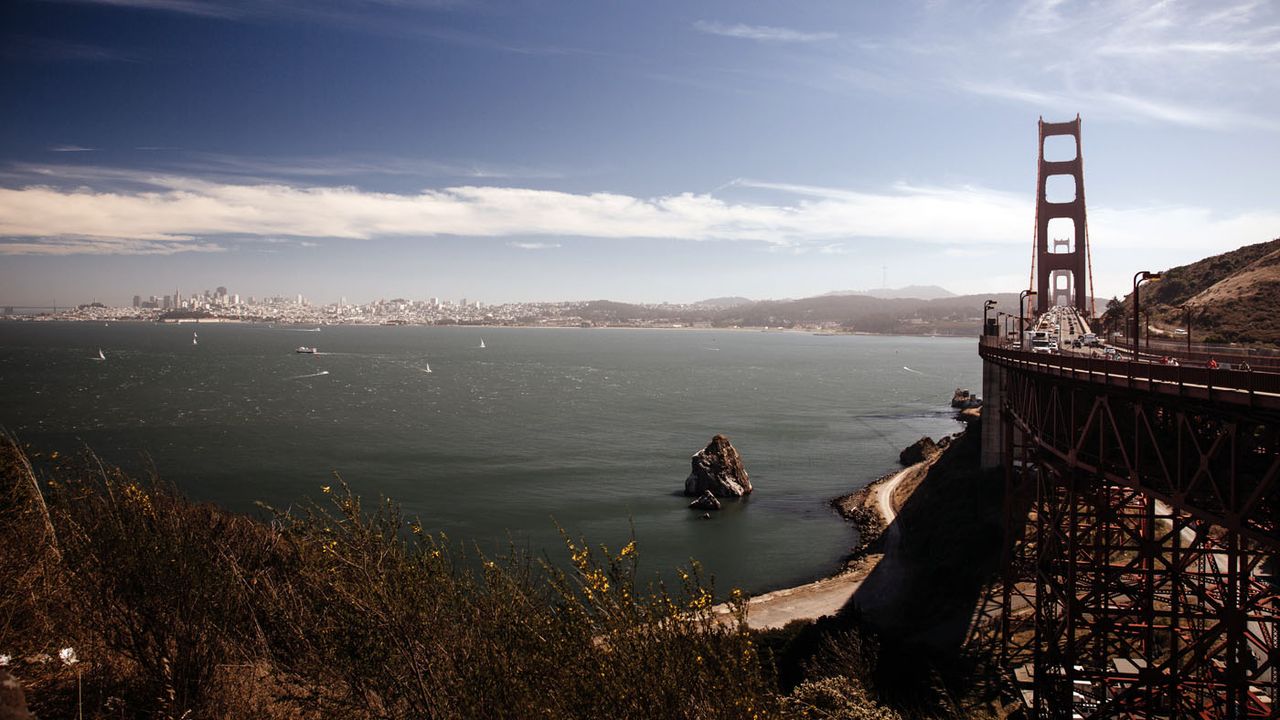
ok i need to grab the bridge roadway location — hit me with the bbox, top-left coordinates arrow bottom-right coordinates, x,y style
985,304 -> 1280,412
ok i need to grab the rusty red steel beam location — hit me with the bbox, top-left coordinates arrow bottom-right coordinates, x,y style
992,346 -> 1280,719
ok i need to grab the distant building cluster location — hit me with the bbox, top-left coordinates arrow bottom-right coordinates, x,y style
21,286 -> 612,327
131,286 -> 242,311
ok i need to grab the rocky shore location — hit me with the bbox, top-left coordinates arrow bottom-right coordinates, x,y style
724,407 -> 979,631
830,434 -> 951,558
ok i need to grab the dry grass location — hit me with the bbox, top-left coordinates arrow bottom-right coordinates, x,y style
0,434 -> 993,719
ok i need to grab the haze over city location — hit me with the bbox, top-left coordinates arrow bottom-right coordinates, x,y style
2,0 -> 1277,306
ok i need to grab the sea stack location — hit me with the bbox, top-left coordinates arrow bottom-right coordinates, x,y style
684,434 -> 752,498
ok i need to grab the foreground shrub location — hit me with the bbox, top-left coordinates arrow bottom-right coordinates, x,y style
256,480 -> 775,718
0,440 -> 780,719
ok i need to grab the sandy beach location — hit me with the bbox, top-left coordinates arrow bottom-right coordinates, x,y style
714,455 -> 933,630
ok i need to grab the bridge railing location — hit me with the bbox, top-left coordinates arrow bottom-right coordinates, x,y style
1098,335 -> 1280,371
979,335 -> 1280,409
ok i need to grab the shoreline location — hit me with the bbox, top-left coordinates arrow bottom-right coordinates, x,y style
0,317 -> 981,341
715,444 -> 946,630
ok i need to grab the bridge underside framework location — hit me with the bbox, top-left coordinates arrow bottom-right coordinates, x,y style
983,345 -> 1280,718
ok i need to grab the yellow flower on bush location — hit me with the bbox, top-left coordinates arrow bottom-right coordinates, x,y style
585,569 -> 610,594
619,540 -> 636,558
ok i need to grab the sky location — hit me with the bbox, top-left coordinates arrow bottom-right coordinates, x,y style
1,0 -> 1278,306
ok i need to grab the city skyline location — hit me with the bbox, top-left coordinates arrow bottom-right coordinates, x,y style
2,0 -> 1278,305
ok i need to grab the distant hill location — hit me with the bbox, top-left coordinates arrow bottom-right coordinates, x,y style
1129,238 -> 1280,346
692,296 -> 753,309
571,293 -> 1015,335
711,292 -> 1018,334
822,285 -> 957,301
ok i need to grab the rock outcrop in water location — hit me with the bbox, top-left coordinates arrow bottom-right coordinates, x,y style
689,490 -> 722,511
950,388 -> 982,409
684,434 -> 752,498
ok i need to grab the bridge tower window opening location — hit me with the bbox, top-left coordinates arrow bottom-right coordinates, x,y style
1044,174 -> 1077,203
1041,134 -> 1077,162
1051,270 -> 1074,307
1046,218 -> 1075,254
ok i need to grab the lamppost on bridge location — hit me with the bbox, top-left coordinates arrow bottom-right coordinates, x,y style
1132,271 -> 1162,361
1018,290 -> 1037,349
1179,304 -> 1193,357
983,299 -> 997,340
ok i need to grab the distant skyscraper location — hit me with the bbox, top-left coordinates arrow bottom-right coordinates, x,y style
296,293 -> 305,306
132,295 -> 141,308
163,295 -> 172,310
459,298 -> 468,308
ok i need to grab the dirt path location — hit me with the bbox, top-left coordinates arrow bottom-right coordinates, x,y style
715,464 -> 917,630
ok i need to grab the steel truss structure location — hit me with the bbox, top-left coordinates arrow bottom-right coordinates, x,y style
984,347 -> 1280,718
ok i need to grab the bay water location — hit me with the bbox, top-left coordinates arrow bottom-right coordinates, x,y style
0,322 -> 979,594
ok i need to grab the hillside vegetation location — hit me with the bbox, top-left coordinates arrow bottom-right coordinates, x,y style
0,436 -> 1005,719
1138,237 -> 1280,345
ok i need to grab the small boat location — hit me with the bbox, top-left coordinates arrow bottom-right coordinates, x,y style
95,348 -> 105,360
479,339 -> 486,349
296,346 -> 318,354
424,363 -> 432,373
192,332 -> 198,345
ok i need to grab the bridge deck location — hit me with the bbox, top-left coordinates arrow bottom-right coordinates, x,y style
980,337 -> 1280,412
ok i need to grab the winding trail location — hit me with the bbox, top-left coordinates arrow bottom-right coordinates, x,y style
716,463 -> 916,630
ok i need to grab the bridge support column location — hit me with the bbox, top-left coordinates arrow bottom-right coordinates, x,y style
980,355 -> 1004,470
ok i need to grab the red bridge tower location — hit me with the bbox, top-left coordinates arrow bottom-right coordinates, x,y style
1032,116 -> 1092,316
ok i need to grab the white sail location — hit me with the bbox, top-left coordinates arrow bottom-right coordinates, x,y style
479,339 -> 486,348
97,349 -> 105,360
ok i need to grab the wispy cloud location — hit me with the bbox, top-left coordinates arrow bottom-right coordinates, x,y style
959,82 -> 1280,131
0,237 -> 225,256
693,21 -> 836,43
507,241 -> 561,250
0,172 -> 1273,258
58,0 -> 247,18
4,37 -> 139,63
6,152 -> 568,189
749,0 -> 1280,133
951,0 -> 1280,131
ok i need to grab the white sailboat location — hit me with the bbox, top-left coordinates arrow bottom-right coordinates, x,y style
95,349 -> 105,360
424,363 -> 432,373
479,339 -> 486,349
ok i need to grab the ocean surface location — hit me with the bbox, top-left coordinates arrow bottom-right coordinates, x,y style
0,322 -> 979,594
